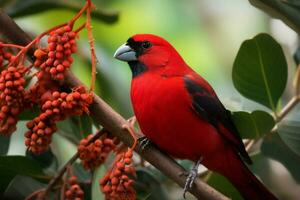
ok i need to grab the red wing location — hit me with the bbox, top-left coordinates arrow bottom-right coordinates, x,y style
184,74 -> 252,164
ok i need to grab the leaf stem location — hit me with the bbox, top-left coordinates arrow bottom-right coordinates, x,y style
276,96 -> 300,122
85,0 -> 97,92
0,43 -> 24,49
9,22 -> 68,67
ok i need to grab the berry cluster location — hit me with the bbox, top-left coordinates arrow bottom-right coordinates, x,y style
23,23 -> 91,154
0,66 -> 26,135
64,176 -> 84,200
78,134 -> 118,170
25,116 -> 57,154
0,4 -> 113,200
100,149 -> 136,200
0,43 -> 13,69
25,87 -> 92,154
34,25 -> 77,81
26,72 -> 59,106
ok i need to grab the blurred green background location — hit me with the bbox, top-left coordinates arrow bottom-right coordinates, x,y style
14,0 -> 272,117
2,0 -> 300,199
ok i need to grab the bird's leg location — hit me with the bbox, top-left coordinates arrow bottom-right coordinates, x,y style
138,136 -> 151,150
122,118 -> 138,150
127,115 -> 151,151
183,157 -> 203,199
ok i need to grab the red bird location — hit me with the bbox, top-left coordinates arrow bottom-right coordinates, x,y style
114,34 -> 277,200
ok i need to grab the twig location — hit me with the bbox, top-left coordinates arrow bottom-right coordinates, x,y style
245,139 -> 257,152
68,1 -> 89,28
85,0 -> 97,92
41,129 -> 105,199
274,64 -> 300,122
0,43 -> 24,49
275,96 -> 300,122
60,172 -> 67,200
42,154 -> 78,199
0,10 -> 228,200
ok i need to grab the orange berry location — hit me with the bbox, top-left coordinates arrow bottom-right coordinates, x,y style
56,73 -> 64,80
56,64 -> 64,72
125,150 -> 133,158
124,158 -> 132,165
68,176 -> 78,185
66,94 -> 74,102
49,67 -> 57,75
31,133 -> 38,141
111,177 -> 119,185
52,91 -> 60,98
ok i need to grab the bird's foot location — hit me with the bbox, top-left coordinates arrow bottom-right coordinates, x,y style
138,136 -> 151,151
183,157 -> 203,199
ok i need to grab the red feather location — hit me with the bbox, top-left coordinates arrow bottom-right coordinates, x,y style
124,34 -> 277,200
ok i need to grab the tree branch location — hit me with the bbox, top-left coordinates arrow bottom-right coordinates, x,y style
0,10 -> 229,200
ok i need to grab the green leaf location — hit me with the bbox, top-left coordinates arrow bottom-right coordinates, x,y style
135,168 -> 169,200
6,0 -> 119,24
82,182 -> 92,200
261,134 -> 300,183
57,115 -> 93,142
278,120 -> 300,156
207,173 -> 243,200
4,176 -> 46,200
57,118 -> 82,142
232,110 -> 275,139
0,172 -> 14,194
232,33 -> 287,111
73,163 -> 91,183
0,135 -> 10,155
26,149 -> 57,169
18,106 -> 39,120
71,114 -> 93,139
92,165 -> 105,200
0,155 -> 48,193
0,155 -> 46,179
50,134 -> 77,167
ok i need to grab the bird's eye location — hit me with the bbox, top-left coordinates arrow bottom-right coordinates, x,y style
142,41 -> 152,49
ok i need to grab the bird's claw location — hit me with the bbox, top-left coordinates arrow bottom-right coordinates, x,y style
182,157 -> 203,199
138,136 -> 151,151
183,169 -> 198,198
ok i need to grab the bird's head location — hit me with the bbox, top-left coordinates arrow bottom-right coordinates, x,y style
114,34 -> 186,77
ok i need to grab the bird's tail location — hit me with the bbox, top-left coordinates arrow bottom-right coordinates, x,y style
206,149 -> 278,200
